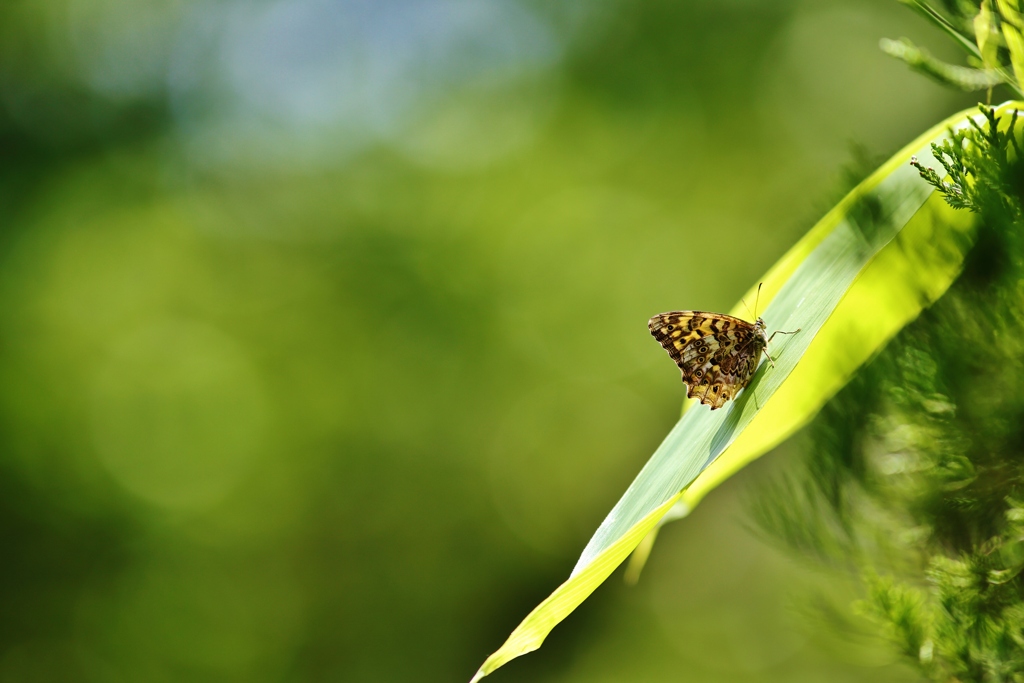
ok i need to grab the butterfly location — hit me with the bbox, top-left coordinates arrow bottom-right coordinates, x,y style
648,292 -> 799,409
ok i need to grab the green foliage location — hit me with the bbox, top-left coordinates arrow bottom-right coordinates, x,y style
880,37 -> 1004,91
911,104 -> 1022,214
898,0 -> 982,51
751,104 -> 1024,682
887,0 -> 1024,98
858,573 -> 932,665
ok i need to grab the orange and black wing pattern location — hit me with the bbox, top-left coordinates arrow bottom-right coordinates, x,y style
648,311 -> 765,409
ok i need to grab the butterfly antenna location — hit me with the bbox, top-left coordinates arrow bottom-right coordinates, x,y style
740,297 -> 754,319
753,282 -> 763,319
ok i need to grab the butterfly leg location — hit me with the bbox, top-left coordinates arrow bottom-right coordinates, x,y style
764,328 -> 799,366
761,346 -> 775,369
767,328 -> 801,343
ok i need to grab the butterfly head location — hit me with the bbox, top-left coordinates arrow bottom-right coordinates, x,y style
754,317 -> 768,341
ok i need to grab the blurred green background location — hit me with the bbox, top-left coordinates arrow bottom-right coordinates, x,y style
0,0 -> 976,680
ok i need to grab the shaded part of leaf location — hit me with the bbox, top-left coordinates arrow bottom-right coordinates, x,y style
622,526 -> 658,585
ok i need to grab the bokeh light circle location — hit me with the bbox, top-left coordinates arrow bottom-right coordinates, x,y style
91,319 -> 268,511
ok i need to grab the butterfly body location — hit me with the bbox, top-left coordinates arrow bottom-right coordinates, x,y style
648,311 -> 780,410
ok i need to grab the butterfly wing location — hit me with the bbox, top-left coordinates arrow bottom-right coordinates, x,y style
648,311 -> 765,409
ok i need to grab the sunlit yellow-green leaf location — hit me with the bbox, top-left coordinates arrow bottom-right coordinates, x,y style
1004,23 -> 1024,86
470,103 -> 1014,681
998,0 -> 1023,28
975,0 -> 999,70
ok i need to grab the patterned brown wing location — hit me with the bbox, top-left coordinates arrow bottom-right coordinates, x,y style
648,311 -> 766,409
